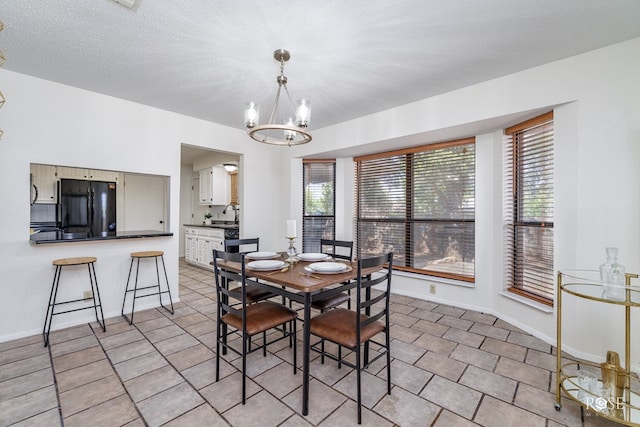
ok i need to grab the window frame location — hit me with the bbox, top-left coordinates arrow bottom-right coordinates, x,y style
302,159 -> 336,253
355,137 -> 476,282
503,111 -> 554,305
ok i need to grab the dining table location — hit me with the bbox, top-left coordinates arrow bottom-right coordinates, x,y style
216,251 -> 380,416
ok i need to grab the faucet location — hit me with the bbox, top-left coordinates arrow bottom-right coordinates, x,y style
222,204 -> 239,224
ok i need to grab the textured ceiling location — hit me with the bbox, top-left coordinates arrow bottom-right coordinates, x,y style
2,1 -> 640,132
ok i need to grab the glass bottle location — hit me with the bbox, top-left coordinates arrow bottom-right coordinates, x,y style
599,247 -> 625,300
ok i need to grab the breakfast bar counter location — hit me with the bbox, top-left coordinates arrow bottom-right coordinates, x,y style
30,230 -> 173,245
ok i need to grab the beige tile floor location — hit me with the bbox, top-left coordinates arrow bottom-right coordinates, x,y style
0,260 -> 622,426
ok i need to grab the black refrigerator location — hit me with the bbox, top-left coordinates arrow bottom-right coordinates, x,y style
59,179 -> 117,238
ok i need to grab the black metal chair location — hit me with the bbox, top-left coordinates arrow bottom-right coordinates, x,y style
223,238 -> 275,303
309,252 -> 393,424
310,239 -> 354,311
213,250 -> 298,404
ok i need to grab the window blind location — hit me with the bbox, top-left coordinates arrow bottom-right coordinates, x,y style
355,138 -> 475,281
503,112 -> 554,304
302,160 -> 336,253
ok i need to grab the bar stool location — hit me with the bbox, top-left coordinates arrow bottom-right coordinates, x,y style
43,257 -> 105,347
121,251 -> 174,324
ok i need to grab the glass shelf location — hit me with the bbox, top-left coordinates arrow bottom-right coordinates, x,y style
559,373 -> 640,425
559,270 -> 640,306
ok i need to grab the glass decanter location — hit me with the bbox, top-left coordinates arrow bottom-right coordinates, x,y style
599,247 -> 626,301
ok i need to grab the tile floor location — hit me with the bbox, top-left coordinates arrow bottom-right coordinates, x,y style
0,260 -> 622,426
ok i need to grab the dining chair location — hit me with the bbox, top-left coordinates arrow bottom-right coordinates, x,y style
223,238 -> 275,303
308,252 -> 393,424
310,239 -> 354,311
213,250 -> 298,404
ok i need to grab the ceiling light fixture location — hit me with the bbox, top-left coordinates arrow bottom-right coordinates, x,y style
223,163 -> 238,172
244,49 -> 311,146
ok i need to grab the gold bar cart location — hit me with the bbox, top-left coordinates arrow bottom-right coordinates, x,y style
556,270 -> 640,425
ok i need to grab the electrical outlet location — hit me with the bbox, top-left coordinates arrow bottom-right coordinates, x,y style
83,290 -> 93,299
429,284 -> 436,294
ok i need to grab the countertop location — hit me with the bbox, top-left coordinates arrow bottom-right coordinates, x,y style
184,223 -> 239,230
30,230 -> 173,245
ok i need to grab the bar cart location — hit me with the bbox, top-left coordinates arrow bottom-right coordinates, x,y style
556,270 -> 640,425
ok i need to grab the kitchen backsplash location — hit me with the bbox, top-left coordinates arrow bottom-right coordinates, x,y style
192,204 -> 238,224
30,203 -> 56,223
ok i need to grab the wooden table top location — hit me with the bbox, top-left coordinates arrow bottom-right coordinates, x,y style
217,253 -> 368,293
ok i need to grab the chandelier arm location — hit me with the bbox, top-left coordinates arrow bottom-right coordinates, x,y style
267,83 -> 283,125
282,84 -> 298,117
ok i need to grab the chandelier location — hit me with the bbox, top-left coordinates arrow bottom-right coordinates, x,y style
244,49 -> 312,146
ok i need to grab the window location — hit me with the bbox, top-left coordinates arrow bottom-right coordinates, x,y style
355,138 -> 475,281
503,112 -> 554,304
302,160 -> 335,253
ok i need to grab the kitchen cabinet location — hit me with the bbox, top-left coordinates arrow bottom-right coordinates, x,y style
30,165 -> 119,205
184,226 -> 224,270
198,166 -> 229,206
57,166 -> 89,180
30,164 -> 58,204
57,166 -> 118,182
88,169 -> 119,182
184,228 -> 197,264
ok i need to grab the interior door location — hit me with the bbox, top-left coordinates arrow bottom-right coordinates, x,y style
123,174 -> 167,231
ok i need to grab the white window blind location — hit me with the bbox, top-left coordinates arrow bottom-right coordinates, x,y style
355,138 -> 475,281
503,112 -> 554,304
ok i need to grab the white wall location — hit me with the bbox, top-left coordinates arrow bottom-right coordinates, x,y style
286,38 -> 640,366
0,70 -> 282,342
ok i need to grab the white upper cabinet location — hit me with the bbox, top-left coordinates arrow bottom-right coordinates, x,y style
57,166 -> 118,182
56,166 -> 89,180
30,164 -> 57,204
88,169 -> 119,182
198,166 -> 229,206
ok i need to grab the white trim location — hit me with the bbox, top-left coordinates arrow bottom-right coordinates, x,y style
499,290 -> 553,314
393,269 -> 475,288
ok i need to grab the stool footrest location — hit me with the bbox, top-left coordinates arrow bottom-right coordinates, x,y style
49,297 -> 95,306
125,290 -> 172,298
50,304 -> 101,316
124,284 -> 166,292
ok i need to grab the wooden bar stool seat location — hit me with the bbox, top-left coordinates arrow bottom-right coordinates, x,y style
121,250 -> 174,324
43,256 -> 105,347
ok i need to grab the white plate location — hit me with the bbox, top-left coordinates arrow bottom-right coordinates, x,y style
247,260 -> 286,270
246,251 -> 278,260
304,265 -> 353,275
308,262 -> 348,273
297,253 -> 331,261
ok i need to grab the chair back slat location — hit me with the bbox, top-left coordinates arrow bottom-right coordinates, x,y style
224,238 -> 259,254
361,292 -> 385,310
320,239 -> 353,261
355,252 -> 393,339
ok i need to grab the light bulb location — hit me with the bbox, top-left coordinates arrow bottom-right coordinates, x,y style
284,117 -> 295,141
296,99 -> 311,128
244,101 -> 259,128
